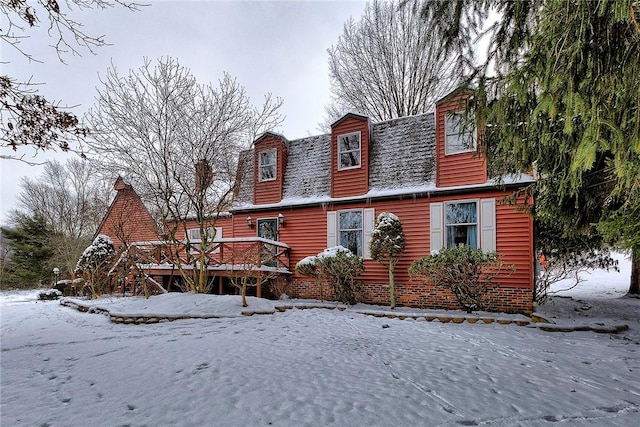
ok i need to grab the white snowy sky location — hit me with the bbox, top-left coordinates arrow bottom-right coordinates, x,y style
0,0 -> 367,225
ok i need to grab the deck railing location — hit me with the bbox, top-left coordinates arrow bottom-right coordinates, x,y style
127,237 -> 291,274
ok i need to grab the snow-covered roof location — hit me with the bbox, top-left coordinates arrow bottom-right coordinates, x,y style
232,175 -> 535,211
282,134 -> 332,199
234,112 -> 437,209
368,113 -> 435,189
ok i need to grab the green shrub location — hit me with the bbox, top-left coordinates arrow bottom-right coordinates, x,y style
75,235 -> 115,299
409,246 -> 513,313
295,246 -> 365,304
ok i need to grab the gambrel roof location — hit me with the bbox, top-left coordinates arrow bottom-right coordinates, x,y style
368,113 -> 435,190
234,112 -> 437,209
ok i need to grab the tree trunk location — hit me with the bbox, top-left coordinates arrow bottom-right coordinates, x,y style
629,247 -> 640,295
198,253 -> 207,293
389,263 -> 396,309
241,278 -> 248,307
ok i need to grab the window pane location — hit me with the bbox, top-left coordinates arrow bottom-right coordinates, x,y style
339,211 -> 362,230
445,202 -> 478,249
445,112 -> 475,153
340,231 -> 362,256
340,153 -> 360,168
260,150 -> 275,165
338,211 -> 362,256
446,113 -> 463,136
260,165 -> 275,180
446,225 -> 478,249
339,134 -> 360,152
338,133 -> 361,168
259,149 -> 276,181
446,134 -> 464,153
446,202 -> 477,224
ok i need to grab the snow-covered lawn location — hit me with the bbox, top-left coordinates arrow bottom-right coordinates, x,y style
1,256 -> 638,426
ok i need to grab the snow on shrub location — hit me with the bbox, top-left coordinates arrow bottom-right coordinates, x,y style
295,254 -> 319,278
38,289 -> 62,300
75,234 -> 115,299
295,246 -> 364,304
409,246 -> 513,313
370,212 -> 406,309
76,234 -> 115,270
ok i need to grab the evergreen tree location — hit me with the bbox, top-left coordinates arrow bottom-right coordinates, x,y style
1,214 -> 54,286
75,234 -> 115,298
370,212 -> 406,309
421,0 -> 640,294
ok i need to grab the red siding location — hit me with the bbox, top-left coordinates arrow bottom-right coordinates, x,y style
435,95 -> 487,187
331,115 -> 369,198
97,186 -> 159,248
254,134 -> 287,205
234,187 -> 534,314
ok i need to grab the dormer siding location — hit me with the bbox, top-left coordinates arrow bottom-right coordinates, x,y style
331,114 -> 370,198
253,133 -> 288,205
435,94 -> 487,187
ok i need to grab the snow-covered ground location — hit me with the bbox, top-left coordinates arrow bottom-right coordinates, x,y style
1,255 -> 638,426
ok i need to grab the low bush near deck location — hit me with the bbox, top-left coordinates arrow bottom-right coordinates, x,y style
296,246 -> 364,304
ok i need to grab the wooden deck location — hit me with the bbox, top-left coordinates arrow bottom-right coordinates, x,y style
109,237 -> 291,297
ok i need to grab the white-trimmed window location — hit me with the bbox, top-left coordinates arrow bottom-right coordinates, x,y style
339,210 -> 363,256
445,201 -> 478,249
259,148 -> 277,182
327,208 -> 375,259
445,111 -> 476,155
337,132 -> 361,170
187,227 -> 222,243
430,199 -> 495,253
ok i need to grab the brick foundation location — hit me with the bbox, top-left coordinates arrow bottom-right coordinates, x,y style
289,278 -> 533,315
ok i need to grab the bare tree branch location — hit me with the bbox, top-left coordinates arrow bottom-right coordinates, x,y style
322,0 -> 459,128
1,0 -> 142,160
86,57 -> 284,292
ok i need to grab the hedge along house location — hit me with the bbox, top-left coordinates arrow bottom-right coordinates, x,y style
96,90 -> 535,314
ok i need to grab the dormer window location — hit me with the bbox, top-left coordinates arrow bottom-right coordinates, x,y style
259,148 -> 277,182
338,132 -> 361,170
445,111 -> 476,155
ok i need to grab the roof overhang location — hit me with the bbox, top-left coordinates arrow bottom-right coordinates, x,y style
231,174 -> 535,213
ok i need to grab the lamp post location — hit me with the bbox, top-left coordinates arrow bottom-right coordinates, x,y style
53,267 -> 60,287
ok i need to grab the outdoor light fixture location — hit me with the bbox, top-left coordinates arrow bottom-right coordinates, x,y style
278,213 -> 285,227
53,267 -> 60,285
246,216 -> 254,229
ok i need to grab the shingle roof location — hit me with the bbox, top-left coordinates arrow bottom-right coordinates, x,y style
281,134 -> 332,199
369,113 -> 435,190
233,112 -> 436,208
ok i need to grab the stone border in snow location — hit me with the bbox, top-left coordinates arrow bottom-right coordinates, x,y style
59,295 -> 630,333
60,298 -> 275,325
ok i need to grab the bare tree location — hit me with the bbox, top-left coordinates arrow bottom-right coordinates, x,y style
86,57 -> 283,293
1,1 -> 140,161
323,0 -> 458,127
228,242 -> 281,307
17,159 -> 110,238
14,158 -> 111,276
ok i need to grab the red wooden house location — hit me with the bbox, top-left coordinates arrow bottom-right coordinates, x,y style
97,91 -> 535,314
